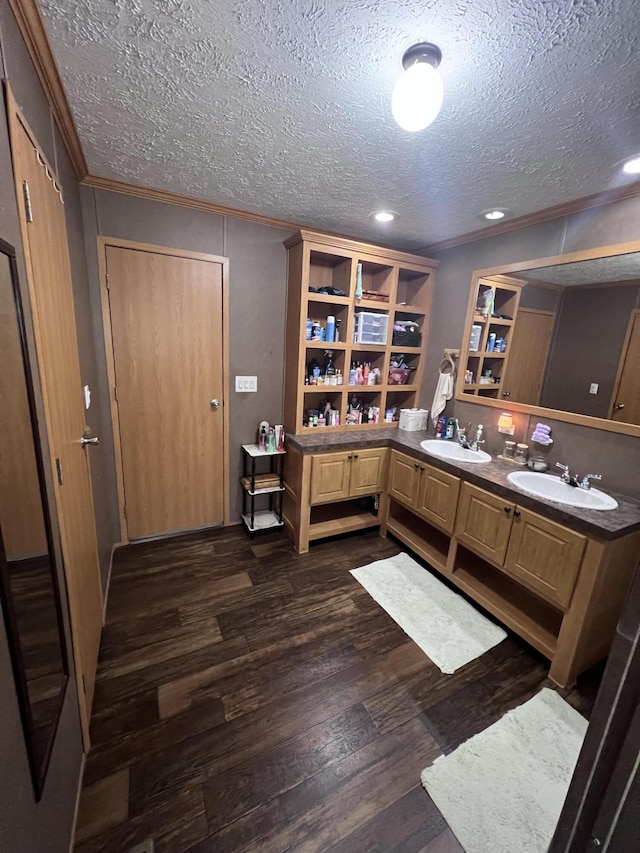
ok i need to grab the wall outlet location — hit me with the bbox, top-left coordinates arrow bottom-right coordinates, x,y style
235,375 -> 257,392
589,383 -> 599,395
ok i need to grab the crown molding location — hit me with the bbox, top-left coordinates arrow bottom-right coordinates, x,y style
421,180 -> 640,254
7,0 -> 87,179
81,174 -> 311,234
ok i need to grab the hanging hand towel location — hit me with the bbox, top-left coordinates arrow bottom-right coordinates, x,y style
431,372 -> 454,426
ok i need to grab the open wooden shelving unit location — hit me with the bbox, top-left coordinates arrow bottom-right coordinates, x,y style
283,231 -> 439,434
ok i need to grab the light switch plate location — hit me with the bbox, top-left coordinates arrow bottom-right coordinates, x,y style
235,375 -> 258,392
589,383 -> 599,394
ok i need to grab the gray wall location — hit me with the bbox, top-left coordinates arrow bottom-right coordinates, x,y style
541,283 -> 640,417
80,187 -> 293,525
423,195 -> 640,497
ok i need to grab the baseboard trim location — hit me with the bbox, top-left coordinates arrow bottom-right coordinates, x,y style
68,752 -> 86,853
102,542 -> 123,624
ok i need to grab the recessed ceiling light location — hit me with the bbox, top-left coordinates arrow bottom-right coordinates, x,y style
622,155 -> 640,175
479,208 -> 510,221
371,210 -> 397,223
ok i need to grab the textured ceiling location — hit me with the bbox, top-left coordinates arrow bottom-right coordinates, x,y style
522,253 -> 640,287
38,0 -> 640,249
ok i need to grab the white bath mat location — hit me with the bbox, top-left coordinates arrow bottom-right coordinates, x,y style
350,552 -> 506,673
421,688 -> 588,853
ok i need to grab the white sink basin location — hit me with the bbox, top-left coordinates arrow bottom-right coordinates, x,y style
507,471 -> 618,510
420,440 -> 492,464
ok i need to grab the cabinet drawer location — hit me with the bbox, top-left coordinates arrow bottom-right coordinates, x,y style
505,507 -> 586,610
455,482 -> 514,566
350,448 -> 388,496
416,463 -> 460,533
388,450 -> 420,508
310,452 -> 351,505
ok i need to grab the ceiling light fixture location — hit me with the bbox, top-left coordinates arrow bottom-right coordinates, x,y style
392,42 -> 443,132
371,210 -> 396,223
481,208 -> 508,221
622,155 -> 640,175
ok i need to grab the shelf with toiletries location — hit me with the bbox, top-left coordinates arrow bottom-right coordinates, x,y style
284,230 -> 438,435
241,443 -> 286,535
460,275 -> 523,400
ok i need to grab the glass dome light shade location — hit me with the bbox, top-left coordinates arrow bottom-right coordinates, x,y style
392,61 -> 444,132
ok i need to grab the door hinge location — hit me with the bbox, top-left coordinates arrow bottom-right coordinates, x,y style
123,502 -> 128,520
22,181 -> 33,223
55,457 -> 64,486
105,272 -> 110,290
81,674 -> 87,694
113,385 -> 118,402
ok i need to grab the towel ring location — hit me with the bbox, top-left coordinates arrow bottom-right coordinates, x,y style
439,354 -> 456,374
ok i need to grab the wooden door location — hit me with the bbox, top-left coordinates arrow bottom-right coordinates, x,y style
349,448 -> 388,496
387,450 -> 420,508
9,107 -> 102,745
610,311 -> 640,425
415,463 -> 460,533
310,452 -> 351,505
505,507 -> 586,610
105,246 -> 225,539
501,309 -> 554,405
455,482 -> 514,565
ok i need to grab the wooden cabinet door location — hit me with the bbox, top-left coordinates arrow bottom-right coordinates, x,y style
505,507 -> 586,609
310,452 -> 352,505
387,450 -> 420,508
416,463 -> 460,533
455,482 -> 514,565
350,448 -> 388,496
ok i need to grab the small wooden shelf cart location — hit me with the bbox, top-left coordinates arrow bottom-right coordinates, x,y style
241,444 -> 286,534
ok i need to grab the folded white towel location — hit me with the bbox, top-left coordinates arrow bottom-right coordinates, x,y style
431,372 -> 454,426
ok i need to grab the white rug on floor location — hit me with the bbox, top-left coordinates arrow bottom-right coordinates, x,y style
421,688 -> 588,853
350,552 -> 506,673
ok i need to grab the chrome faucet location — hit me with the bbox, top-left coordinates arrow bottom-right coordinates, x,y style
458,423 -> 485,452
556,463 -> 602,490
578,473 -> 602,490
456,422 -> 471,449
471,424 -> 485,452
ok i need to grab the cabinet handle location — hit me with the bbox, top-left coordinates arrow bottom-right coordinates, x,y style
414,463 -> 420,469
347,454 -> 353,460
513,510 -> 521,518
353,454 -> 359,459
503,506 -> 512,514
420,466 -> 425,471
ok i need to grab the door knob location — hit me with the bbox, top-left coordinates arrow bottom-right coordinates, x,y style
615,402 -> 625,410
80,436 -> 99,447
210,399 -> 220,409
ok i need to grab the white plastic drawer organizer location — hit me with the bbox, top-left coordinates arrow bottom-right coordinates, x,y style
353,312 -> 389,345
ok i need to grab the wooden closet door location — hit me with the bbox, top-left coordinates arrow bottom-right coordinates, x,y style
501,308 -> 554,405
9,108 -> 102,746
105,246 -> 224,539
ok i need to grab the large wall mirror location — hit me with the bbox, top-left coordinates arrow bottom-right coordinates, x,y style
456,241 -> 640,436
0,238 -> 68,799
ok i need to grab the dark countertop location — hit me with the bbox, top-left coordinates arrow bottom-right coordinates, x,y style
286,428 -> 640,541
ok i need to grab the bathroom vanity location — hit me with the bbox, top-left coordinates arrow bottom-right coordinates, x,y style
284,429 -> 640,688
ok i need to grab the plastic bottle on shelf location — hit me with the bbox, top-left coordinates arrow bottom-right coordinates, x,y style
306,318 -> 312,340
326,315 -> 335,343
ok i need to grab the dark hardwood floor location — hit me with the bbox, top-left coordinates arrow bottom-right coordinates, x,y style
74,527 -> 602,853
